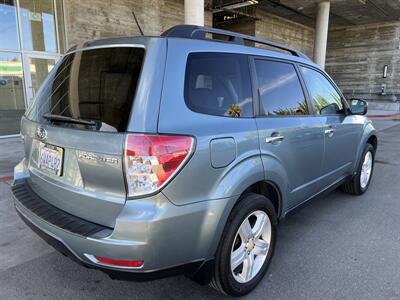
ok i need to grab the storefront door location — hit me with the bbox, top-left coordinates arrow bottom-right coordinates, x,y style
0,51 -> 25,136
23,53 -> 58,107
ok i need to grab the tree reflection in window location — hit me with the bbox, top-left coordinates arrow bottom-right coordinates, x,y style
300,67 -> 344,115
255,60 -> 309,116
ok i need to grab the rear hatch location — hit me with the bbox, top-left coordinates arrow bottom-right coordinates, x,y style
21,45 -> 146,227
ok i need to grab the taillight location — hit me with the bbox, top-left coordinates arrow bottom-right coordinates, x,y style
124,134 -> 194,197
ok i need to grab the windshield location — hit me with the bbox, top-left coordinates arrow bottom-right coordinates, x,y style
26,47 -> 145,132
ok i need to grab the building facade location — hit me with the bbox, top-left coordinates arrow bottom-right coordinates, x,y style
1,0 -> 399,137
0,0 -> 66,136
326,22 -> 400,102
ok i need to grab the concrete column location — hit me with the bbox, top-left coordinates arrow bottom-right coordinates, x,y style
184,0 -> 204,26
313,1 -> 330,68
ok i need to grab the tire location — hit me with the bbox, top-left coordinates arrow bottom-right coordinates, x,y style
210,193 -> 277,297
341,143 -> 375,195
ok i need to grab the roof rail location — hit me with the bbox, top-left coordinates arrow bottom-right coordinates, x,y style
161,25 -> 310,60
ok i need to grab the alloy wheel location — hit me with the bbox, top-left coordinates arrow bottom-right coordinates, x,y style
360,151 -> 373,189
230,210 -> 272,283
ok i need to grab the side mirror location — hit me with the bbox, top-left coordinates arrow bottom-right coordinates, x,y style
350,98 -> 368,115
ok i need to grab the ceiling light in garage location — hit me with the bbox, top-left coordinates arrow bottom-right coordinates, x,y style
212,0 -> 259,13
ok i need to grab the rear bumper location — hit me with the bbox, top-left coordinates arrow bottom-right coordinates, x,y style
11,164 -> 232,281
16,207 -> 211,281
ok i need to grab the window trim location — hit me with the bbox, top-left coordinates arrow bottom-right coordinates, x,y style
298,64 -> 350,116
183,52 -> 256,119
249,56 -> 313,118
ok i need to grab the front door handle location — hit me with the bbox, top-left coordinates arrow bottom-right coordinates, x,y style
324,128 -> 335,135
265,135 -> 285,144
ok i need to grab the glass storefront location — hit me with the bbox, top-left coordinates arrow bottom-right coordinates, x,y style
0,1 -> 20,50
0,0 -> 64,136
0,52 -> 24,135
20,0 -> 58,53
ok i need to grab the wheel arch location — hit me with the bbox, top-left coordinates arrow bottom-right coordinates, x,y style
352,122 -> 378,174
367,134 -> 378,151
241,180 -> 283,219
208,178 -> 284,259
206,154 -> 288,265
199,182 -> 282,286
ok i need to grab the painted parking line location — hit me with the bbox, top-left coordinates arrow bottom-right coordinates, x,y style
369,114 -> 400,119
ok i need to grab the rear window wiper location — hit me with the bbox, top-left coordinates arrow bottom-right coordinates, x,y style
42,114 -> 97,126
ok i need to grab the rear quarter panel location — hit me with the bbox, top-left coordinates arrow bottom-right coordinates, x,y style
157,39 -> 266,206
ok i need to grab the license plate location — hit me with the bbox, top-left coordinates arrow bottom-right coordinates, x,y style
38,143 -> 64,176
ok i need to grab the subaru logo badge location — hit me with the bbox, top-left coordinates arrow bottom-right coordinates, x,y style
36,127 -> 47,141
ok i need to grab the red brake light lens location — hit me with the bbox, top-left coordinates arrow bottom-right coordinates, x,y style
124,134 -> 193,197
95,256 -> 144,268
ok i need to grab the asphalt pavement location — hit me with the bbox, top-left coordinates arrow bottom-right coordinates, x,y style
0,118 -> 399,299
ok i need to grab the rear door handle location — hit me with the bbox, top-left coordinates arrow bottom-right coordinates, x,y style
265,136 -> 285,144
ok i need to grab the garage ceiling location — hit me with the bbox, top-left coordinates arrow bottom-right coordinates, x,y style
211,0 -> 400,27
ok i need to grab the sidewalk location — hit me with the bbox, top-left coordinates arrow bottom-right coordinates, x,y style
0,137 -> 24,183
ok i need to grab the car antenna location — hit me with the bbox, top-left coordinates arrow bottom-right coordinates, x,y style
131,10 -> 144,36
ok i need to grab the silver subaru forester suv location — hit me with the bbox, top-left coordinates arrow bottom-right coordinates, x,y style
12,25 -> 377,296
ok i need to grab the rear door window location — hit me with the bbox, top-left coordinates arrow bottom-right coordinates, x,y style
254,59 -> 309,116
184,53 -> 253,118
26,47 -> 145,132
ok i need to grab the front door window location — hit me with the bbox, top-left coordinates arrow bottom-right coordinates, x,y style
300,66 -> 345,115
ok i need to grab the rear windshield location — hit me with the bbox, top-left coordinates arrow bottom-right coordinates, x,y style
26,47 -> 145,132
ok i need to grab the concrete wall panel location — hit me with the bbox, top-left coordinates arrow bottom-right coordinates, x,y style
326,22 -> 400,101
255,11 -> 315,58
64,0 -> 212,48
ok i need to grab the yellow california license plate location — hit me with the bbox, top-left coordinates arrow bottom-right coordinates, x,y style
38,142 -> 64,176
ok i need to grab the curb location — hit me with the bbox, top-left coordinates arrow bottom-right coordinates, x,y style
0,175 -> 13,182
368,114 -> 400,119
